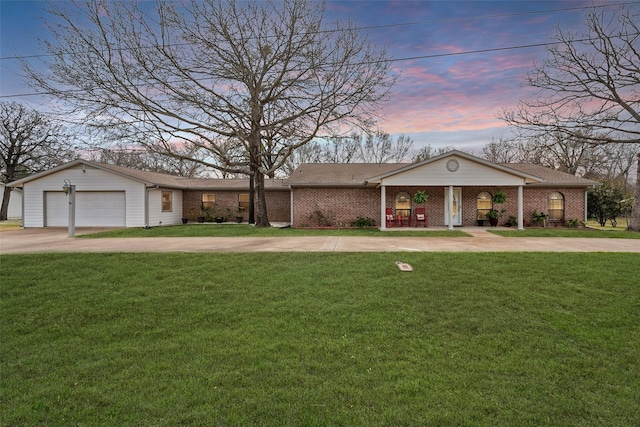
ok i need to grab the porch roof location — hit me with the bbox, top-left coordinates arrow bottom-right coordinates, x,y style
287,151 -> 600,188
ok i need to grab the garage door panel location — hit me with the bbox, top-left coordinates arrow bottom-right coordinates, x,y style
45,192 -> 68,227
46,191 -> 125,227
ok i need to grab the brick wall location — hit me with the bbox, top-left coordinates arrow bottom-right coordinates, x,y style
292,187 -> 380,226
182,190 -> 290,222
193,185 -> 588,227
383,186 -> 586,227
522,187 -> 585,226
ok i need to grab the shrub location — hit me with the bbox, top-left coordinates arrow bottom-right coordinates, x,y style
505,215 -> 518,227
351,216 -> 376,228
566,218 -> 580,228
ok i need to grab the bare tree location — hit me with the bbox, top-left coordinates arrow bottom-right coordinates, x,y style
500,5 -> 640,230
359,130 -> 414,163
25,0 -> 395,226
88,142 -> 209,178
480,137 -> 521,163
411,144 -> 457,163
0,102 -> 74,220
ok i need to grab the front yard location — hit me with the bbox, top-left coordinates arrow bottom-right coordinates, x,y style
1,252 -> 638,425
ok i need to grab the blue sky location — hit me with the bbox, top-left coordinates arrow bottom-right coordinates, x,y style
0,0 -> 615,152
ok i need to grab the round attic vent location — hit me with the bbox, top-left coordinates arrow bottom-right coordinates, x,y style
446,159 -> 459,172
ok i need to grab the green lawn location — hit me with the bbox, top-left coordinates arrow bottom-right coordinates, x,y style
79,224 -> 470,238
489,228 -> 640,239
2,253 -> 639,426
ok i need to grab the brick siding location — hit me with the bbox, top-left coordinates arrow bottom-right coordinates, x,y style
385,186 -> 586,227
183,190 -> 290,222
186,186 -> 588,227
292,187 -> 380,226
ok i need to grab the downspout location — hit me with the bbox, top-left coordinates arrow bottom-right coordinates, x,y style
145,185 -> 159,228
585,187 -> 592,224
289,186 -> 294,227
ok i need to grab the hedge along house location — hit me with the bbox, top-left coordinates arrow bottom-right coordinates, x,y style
287,151 -> 600,230
8,160 -> 290,228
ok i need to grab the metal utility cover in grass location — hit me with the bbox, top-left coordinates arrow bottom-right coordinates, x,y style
396,261 -> 413,272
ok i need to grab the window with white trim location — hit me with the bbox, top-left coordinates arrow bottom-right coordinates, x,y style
548,192 -> 564,221
162,191 -> 172,212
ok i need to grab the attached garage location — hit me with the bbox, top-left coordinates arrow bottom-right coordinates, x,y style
45,191 -> 126,227
9,160 -> 186,228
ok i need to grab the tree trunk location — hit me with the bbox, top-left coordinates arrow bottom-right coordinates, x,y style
629,153 -> 640,232
0,185 -> 12,220
253,170 -> 270,227
249,174 -> 255,224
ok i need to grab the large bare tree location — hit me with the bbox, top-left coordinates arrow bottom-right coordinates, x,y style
500,4 -> 640,230
25,0 -> 395,226
0,102 -> 74,220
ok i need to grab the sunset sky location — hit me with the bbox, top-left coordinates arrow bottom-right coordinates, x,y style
0,0 -> 619,152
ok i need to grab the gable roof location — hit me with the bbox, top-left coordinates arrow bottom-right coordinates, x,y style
287,151 -> 601,188
501,163 -> 600,187
366,150 -> 544,184
8,159 -> 288,190
286,163 -> 407,186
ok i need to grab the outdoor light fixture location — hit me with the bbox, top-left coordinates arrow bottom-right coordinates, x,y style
62,179 -> 76,237
63,179 -> 72,195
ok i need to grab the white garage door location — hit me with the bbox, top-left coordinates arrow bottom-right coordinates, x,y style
46,191 -> 126,227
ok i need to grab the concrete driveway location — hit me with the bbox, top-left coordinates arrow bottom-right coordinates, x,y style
1,227 -> 639,254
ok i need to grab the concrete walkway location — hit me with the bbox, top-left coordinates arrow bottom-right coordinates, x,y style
1,227 -> 639,254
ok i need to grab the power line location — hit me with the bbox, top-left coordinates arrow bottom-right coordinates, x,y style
0,1 -> 633,61
0,39 -> 570,99
4,27 -> 637,99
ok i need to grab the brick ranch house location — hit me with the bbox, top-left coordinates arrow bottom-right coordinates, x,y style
9,151 -> 598,229
289,151 -> 599,230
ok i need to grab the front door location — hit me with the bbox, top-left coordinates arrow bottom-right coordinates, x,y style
444,188 -> 462,226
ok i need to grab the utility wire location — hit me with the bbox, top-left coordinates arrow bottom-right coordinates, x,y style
3,32 -> 636,99
0,1 -> 633,61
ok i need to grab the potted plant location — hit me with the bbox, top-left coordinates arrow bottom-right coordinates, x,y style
213,206 -> 224,223
413,190 -> 429,204
485,209 -> 499,227
532,209 -> 548,227
197,209 -> 206,223
492,190 -> 506,205
234,208 -> 244,223
485,190 -> 507,226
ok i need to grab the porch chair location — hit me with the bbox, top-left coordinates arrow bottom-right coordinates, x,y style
385,208 -> 398,228
414,207 -> 428,227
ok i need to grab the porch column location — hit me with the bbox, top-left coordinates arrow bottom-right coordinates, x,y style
448,185 -> 454,230
517,185 -> 524,230
380,185 -> 386,230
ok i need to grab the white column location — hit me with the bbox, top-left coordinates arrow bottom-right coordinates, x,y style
448,185 -> 454,230
380,185 -> 386,230
517,185 -> 524,230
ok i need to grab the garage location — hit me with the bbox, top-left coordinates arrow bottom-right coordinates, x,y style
45,191 -> 126,227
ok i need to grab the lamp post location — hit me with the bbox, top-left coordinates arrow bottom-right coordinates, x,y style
62,179 -> 76,237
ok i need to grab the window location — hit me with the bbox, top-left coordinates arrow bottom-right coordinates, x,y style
161,191 -> 172,212
202,193 -> 215,210
395,192 -> 411,218
238,193 -> 250,211
477,192 -> 492,220
548,192 -> 565,221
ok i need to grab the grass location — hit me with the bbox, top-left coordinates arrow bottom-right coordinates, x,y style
78,224 -> 470,238
0,220 -> 21,232
587,219 -> 632,230
488,228 -> 640,239
2,252 -> 639,426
